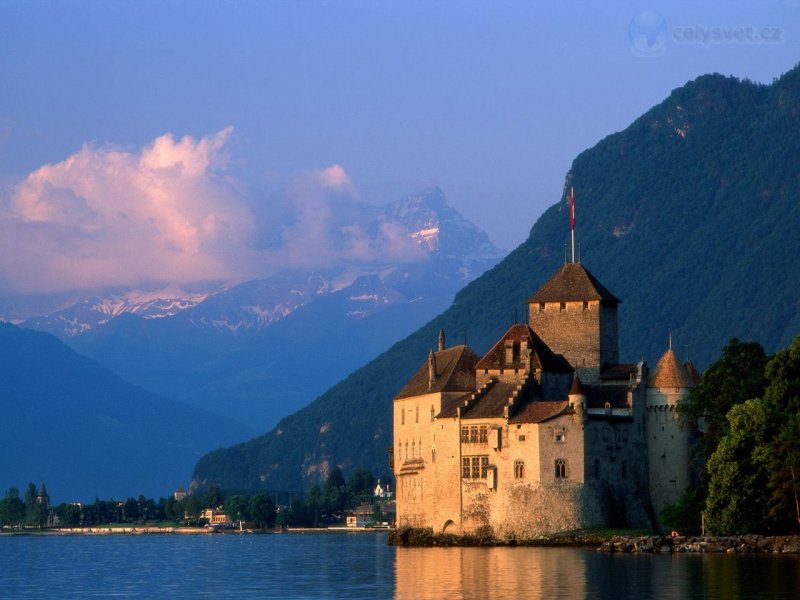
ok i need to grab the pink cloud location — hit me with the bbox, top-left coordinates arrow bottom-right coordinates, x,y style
0,128 -> 255,293
0,132 -> 431,295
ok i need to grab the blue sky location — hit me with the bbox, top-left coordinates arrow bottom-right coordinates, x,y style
0,1 -> 798,293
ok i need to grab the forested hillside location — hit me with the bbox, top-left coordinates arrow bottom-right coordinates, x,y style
193,64 -> 800,492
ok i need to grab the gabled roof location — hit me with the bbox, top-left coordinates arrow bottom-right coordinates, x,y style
394,345 -> 479,400
475,324 -> 572,373
460,382 -> 520,419
648,348 -> 696,389
509,400 -> 573,424
527,263 -> 621,304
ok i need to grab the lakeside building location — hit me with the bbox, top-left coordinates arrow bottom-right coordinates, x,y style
392,261 -> 699,537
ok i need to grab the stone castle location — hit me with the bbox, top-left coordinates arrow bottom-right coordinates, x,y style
392,261 -> 700,537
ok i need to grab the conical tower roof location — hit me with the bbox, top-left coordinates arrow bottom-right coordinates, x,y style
648,348 -> 696,388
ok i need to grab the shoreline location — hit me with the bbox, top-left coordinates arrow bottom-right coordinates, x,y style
388,527 -> 800,554
0,525 -> 391,536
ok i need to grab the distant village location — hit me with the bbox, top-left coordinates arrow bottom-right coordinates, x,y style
0,469 -> 395,533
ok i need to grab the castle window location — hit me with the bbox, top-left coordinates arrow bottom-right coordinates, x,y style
401,409 -> 405,426
514,460 -> 525,479
415,406 -> 419,423
461,427 -> 469,443
559,302 -> 566,312
554,458 -> 567,479
411,440 -> 415,457
555,432 -> 565,443
462,456 -> 489,479
538,302 -> 545,312
583,301 -> 589,310
479,426 -> 488,443
469,426 -> 479,443
518,434 -> 526,442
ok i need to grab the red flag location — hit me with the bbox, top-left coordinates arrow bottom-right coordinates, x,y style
570,187 -> 575,230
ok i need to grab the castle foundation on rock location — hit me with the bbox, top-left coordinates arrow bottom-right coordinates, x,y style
392,261 -> 700,537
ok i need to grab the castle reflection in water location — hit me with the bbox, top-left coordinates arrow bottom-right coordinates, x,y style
394,544 -> 800,600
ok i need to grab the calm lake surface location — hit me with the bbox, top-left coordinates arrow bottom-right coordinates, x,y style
2,531 -> 799,599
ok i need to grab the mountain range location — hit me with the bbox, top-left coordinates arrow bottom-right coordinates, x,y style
9,188 -> 504,431
191,64 -> 800,492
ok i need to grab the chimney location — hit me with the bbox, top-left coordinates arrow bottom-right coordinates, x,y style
428,350 -> 437,388
438,329 -> 446,352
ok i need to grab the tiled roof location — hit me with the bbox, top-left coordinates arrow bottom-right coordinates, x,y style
648,348 -> 696,389
684,361 -> 702,385
568,373 -> 582,395
461,382 -> 521,419
395,345 -> 479,400
527,263 -> 621,304
584,384 -> 630,409
509,400 -> 573,424
475,324 -> 572,373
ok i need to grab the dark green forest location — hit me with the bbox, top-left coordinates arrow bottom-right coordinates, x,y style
193,64 -> 800,492
663,335 -> 800,535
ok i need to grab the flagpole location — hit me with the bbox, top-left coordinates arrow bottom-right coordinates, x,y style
570,187 -> 575,263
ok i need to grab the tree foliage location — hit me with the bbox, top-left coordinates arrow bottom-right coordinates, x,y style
702,336 -> 800,534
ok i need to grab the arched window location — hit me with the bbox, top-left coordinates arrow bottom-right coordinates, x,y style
514,460 -> 525,479
555,458 -> 567,479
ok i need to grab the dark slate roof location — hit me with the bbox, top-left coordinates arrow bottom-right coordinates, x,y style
395,345 -> 479,400
584,384 -> 630,409
509,400 -> 573,424
527,263 -> 621,304
475,324 -> 572,373
600,363 -> 638,381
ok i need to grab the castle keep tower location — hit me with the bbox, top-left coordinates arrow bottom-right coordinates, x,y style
527,263 -> 620,377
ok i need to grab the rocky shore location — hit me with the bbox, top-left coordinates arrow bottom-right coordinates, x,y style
598,534 -> 800,554
388,527 -> 800,554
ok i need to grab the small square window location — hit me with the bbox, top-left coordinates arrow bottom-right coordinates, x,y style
559,302 -> 566,312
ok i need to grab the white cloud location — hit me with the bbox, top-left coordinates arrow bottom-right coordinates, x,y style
0,131 -> 430,295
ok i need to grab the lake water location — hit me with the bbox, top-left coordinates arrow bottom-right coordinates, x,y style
1,531 -> 799,599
